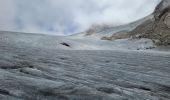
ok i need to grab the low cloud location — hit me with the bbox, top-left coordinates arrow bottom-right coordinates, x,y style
0,0 -> 161,35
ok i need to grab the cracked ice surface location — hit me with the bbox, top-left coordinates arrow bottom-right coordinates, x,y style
0,31 -> 170,100
0,44 -> 170,100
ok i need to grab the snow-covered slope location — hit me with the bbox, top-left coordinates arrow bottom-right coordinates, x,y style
0,31 -> 155,50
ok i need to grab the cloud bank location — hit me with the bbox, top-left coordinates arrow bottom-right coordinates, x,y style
0,0 -> 161,35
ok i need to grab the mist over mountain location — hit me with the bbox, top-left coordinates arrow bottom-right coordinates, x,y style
0,0 -> 160,35
81,0 -> 170,46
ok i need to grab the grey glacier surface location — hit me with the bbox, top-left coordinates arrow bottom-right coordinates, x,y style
1,0 -> 170,99
0,35 -> 170,100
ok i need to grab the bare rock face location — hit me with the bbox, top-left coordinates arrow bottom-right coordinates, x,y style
154,0 -> 170,20
131,0 -> 170,46
164,13 -> 170,28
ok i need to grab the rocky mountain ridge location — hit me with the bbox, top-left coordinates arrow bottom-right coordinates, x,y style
83,0 -> 170,46
130,0 -> 170,46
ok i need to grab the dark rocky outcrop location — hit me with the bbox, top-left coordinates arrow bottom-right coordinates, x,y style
60,42 -> 71,47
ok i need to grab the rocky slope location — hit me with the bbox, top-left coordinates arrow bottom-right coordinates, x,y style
82,0 -> 170,46
130,0 -> 170,46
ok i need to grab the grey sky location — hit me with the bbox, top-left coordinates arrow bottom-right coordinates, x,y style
0,0 -> 161,35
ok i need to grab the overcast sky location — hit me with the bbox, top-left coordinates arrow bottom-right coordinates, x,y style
0,0 -> 161,35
